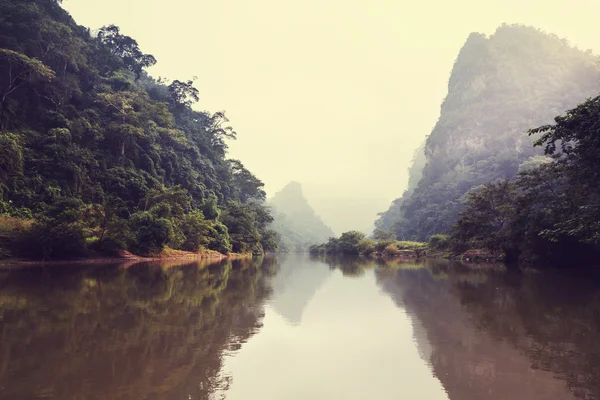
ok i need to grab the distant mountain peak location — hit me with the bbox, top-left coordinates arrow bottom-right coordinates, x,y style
269,182 -> 335,252
279,181 -> 304,194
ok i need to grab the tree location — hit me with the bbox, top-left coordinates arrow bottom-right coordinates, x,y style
452,180 -> 518,256
220,201 -> 262,253
228,159 -> 266,203
98,25 -> 156,79
373,229 -> 396,241
0,48 -> 55,124
528,95 -> 600,244
168,79 -> 199,109
337,231 -> 366,255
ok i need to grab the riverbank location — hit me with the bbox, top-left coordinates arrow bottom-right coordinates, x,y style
307,231 -> 505,263
0,247 -> 252,270
356,248 -> 502,263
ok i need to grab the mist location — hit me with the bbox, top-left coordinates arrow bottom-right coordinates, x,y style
64,0 -> 600,235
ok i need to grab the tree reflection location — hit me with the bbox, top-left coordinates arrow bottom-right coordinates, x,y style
376,259 -> 600,400
0,258 -> 274,400
450,267 -> 600,399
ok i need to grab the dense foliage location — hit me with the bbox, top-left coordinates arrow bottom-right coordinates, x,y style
450,95 -> 600,263
268,181 -> 335,252
309,230 -> 426,257
0,0 -> 276,258
376,25 -> 600,242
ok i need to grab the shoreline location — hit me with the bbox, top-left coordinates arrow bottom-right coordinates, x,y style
0,249 -> 252,270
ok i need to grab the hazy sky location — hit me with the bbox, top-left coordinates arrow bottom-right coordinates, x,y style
64,0 -> 600,234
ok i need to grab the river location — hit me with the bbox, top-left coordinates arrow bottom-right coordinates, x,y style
0,255 -> 599,399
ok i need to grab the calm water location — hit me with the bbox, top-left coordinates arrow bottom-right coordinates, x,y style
1,255 -> 600,399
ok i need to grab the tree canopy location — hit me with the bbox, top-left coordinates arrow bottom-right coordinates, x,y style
0,0 -> 276,258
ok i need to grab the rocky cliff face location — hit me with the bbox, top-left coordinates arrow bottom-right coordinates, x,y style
375,142 -> 426,233
376,24 -> 600,240
269,182 -> 335,251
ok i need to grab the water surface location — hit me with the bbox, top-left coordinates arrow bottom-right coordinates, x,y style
1,255 -> 599,399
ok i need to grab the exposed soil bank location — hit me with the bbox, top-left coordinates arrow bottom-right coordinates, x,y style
0,248 -> 252,270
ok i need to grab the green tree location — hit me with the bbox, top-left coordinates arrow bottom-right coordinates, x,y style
452,180 -> 518,257
98,25 -> 156,79
529,95 -> 600,244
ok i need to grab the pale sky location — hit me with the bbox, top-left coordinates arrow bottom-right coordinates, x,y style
64,0 -> 600,234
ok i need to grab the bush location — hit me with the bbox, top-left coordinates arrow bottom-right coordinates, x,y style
375,240 -> 395,253
357,238 -> 375,255
27,219 -> 88,260
396,241 -> 427,250
207,221 -> 232,254
383,244 -> 401,256
129,211 -> 174,256
429,234 -> 450,250
23,199 -> 89,260
178,211 -> 212,252
0,216 -> 32,237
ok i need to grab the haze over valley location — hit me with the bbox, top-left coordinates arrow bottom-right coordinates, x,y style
62,0 -> 600,235
5,1 -> 600,399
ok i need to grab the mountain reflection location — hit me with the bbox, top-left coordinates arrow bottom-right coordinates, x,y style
268,254 -> 331,325
377,259 -> 599,400
3,256 -> 600,400
314,256 -> 600,400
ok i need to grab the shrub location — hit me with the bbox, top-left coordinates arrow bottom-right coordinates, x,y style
129,211 -> 174,256
0,216 -> 32,237
208,221 -> 232,254
178,211 -> 212,252
383,243 -> 401,256
357,238 -> 375,255
429,234 -> 450,250
375,240 -> 395,253
24,199 -> 89,260
27,219 -> 88,260
396,241 -> 427,250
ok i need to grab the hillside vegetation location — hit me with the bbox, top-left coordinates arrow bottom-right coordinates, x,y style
0,0 -> 276,259
376,25 -> 600,243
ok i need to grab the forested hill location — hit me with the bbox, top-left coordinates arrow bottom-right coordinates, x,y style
376,24 -> 600,241
0,0 -> 277,258
269,182 -> 335,252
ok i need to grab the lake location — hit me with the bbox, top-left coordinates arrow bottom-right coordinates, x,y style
0,255 -> 599,399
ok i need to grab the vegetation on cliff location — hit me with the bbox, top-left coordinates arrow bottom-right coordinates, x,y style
376,25 -> 600,244
450,95 -> 600,263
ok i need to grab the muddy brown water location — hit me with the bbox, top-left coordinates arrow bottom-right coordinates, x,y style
0,255 -> 599,399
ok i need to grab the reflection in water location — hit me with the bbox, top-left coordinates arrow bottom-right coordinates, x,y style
217,254 -> 448,400
268,256 -> 331,324
0,257 -> 274,400
376,261 -> 574,400
1,256 -> 600,399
